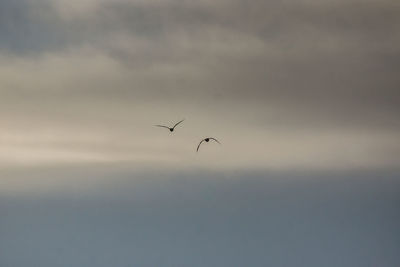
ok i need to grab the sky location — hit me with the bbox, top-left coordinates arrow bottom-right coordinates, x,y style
1,0 -> 400,266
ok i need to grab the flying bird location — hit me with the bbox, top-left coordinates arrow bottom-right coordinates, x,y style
155,119 -> 185,132
197,137 -> 221,152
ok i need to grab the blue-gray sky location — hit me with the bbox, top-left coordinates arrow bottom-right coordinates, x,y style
1,0 -> 400,266
1,168 -> 400,266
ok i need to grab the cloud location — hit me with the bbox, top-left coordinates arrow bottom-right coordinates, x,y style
0,0 -> 399,170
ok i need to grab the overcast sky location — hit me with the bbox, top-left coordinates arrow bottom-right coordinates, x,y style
0,0 -> 399,171
1,1 -> 400,266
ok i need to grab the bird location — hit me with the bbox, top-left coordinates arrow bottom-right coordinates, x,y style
154,119 -> 185,132
197,137 -> 221,152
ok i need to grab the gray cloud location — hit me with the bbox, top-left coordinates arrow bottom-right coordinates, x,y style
0,0 -> 399,169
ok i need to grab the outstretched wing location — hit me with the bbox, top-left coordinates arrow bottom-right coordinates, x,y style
209,137 -> 221,144
154,125 -> 170,130
172,119 -> 185,129
196,139 -> 205,152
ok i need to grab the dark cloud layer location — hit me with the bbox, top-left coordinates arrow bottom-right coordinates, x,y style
1,0 -> 399,113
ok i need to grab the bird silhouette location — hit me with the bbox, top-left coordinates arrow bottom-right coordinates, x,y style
197,137 -> 221,152
155,119 -> 185,132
